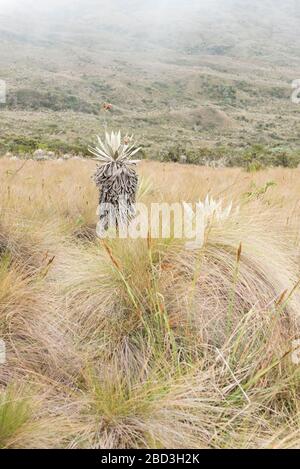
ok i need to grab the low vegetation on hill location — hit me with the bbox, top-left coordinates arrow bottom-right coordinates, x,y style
0,0 -> 300,162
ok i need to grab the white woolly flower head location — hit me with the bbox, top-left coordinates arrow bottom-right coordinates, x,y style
197,195 -> 233,223
183,195 -> 235,250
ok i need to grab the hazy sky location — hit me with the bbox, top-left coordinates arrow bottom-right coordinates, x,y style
0,0 -> 220,30
0,0 -> 298,39
0,0 -> 220,15
1,0 -> 299,70
0,1 -> 289,17
0,1 -> 252,27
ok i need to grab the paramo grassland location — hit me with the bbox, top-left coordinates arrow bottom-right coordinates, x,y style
0,157 -> 300,448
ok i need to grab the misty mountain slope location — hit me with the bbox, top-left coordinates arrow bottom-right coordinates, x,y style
1,0 -> 299,61
0,0 -> 300,156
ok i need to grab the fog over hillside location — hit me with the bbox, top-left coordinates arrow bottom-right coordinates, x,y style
1,0 -> 299,62
0,0 -> 300,156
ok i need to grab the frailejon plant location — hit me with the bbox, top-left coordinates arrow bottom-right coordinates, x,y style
89,131 -> 140,236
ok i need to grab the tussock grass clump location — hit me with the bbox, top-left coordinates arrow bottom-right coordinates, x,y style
0,385 -> 32,448
0,158 -> 300,448
163,201 -> 300,347
0,384 -> 78,449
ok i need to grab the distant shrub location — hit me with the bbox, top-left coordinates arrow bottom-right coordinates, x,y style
160,144 -> 300,169
235,145 -> 300,169
201,81 -> 237,105
0,135 -> 89,156
7,89 -> 99,114
160,146 -> 187,163
246,160 -> 266,173
2,136 -> 40,154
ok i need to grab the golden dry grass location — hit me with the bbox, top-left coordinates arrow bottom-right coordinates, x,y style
0,157 -> 300,448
